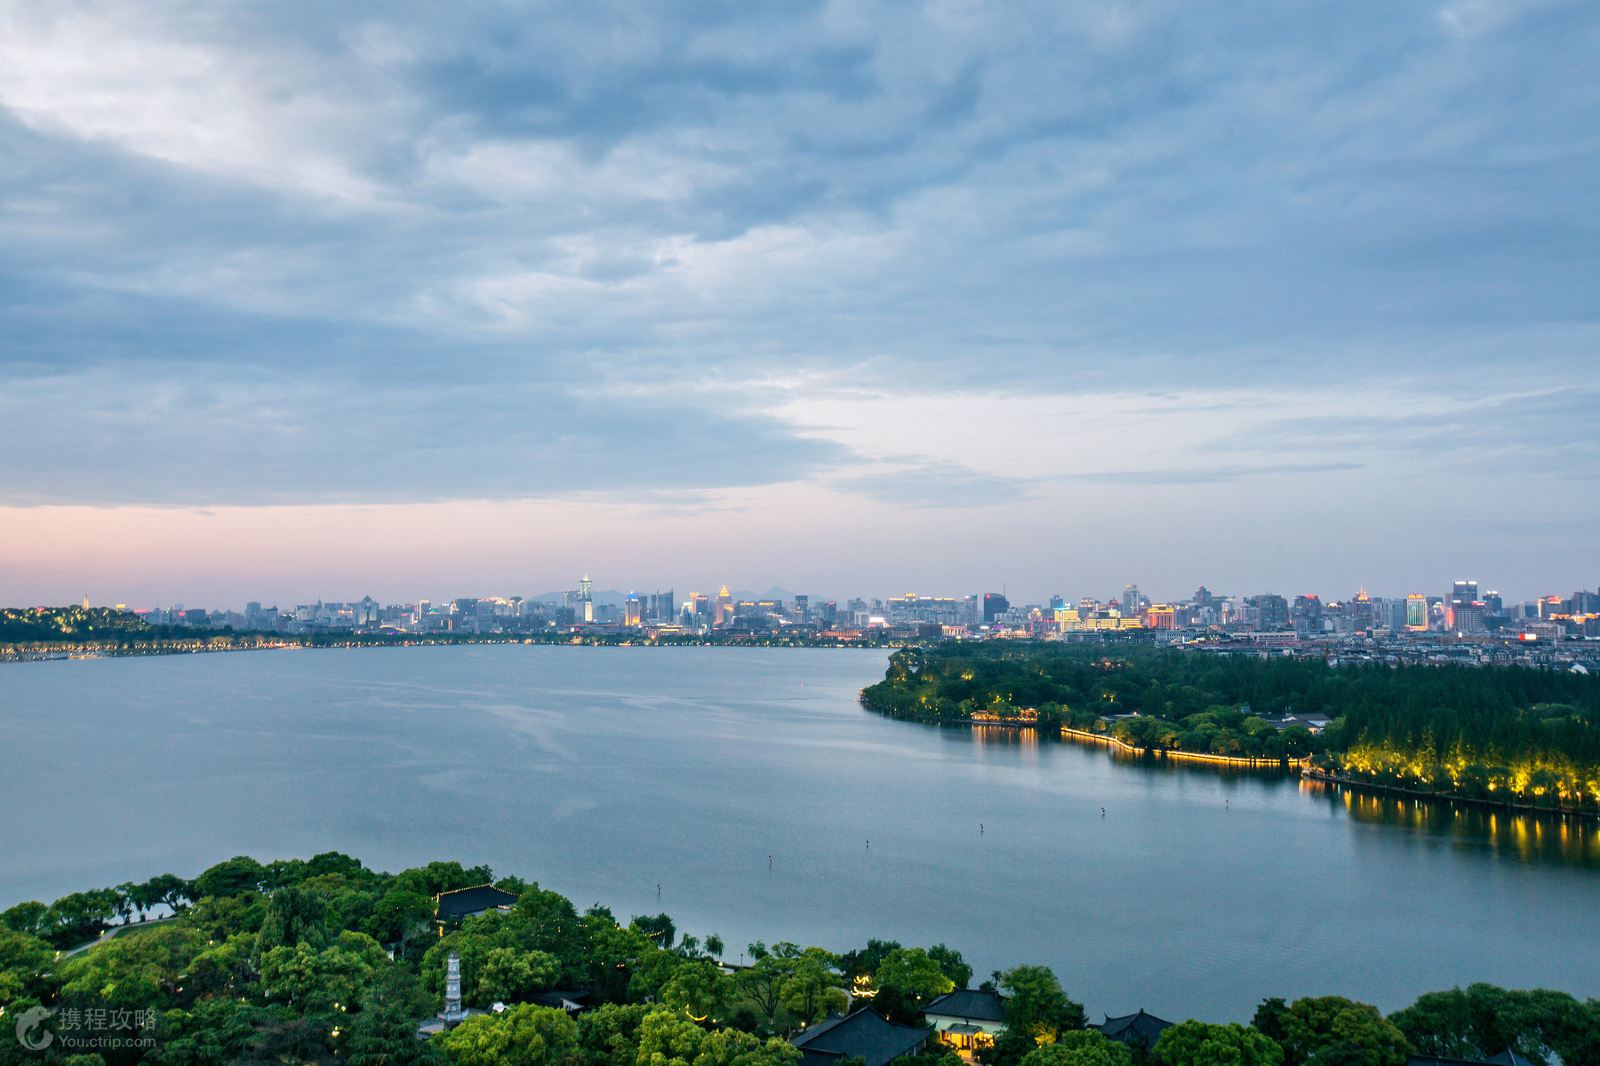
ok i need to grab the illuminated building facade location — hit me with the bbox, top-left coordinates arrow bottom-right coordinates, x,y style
1406,594 -> 1428,631
887,593 -> 973,627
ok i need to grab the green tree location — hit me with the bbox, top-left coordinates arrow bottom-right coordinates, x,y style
875,948 -> 955,1005
185,932 -> 259,1000
1389,983 -> 1600,1066
737,952 -> 793,1024
346,1004 -> 447,1066
45,888 -> 121,945
1019,1031 -> 1133,1066
581,912 -> 654,1003
660,959 -> 730,1021
396,861 -> 495,899
141,873 -> 194,913
927,944 -> 973,990
258,931 -> 389,1012
1154,1021 -> 1284,1066
779,949 -> 848,1026
635,1007 -> 800,1066
0,924 -> 55,1002
999,965 -> 1086,1039
154,996 -> 278,1065
0,900 -> 49,938
193,856 -> 268,899
516,887 -> 587,977
631,914 -> 677,951
982,966 -> 1088,1066
1387,989 -> 1477,1060
1253,996 -> 1409,1066
254,885 -> 329,960
838,939 -> 904,979
479,947 -> 563,1005
57,924 -> 206,1012
577,1002 -> 654,1066
370,886 -> 435,946
435,1003 -> 583,1066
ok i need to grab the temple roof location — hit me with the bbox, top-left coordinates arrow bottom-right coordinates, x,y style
924,989 -> 1007,1023
791,1011 -> 930,1066
1097,1009 -> 1174,1048
435,884 -> 520,922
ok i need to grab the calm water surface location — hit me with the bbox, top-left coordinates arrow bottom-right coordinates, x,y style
2,645 -> 1597,1021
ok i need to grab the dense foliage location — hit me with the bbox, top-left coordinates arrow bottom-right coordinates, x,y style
2,855 -> 1597,1065
0,607 -> 894,659
860,644 -> 1600,811
0,608 -> 162,645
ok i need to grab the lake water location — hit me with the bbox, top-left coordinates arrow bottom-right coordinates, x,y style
2,645 -> 1596,1021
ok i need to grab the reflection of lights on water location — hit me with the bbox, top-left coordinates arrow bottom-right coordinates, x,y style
1300,776 -> 1597,864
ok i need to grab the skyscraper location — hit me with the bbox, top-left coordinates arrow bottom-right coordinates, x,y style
1351,589 -> 1375,631
1405,593 -> 1428,631
686,592 -> 710,627
982,592 -> 1009,624
1291,594 -> 1323,636
1248,593 -> 1289,629
1447,580 -> 1482,632
579,573 -> 594,623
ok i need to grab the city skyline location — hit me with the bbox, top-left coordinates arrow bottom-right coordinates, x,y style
3,3 -> 1598,603
52,572 -> 1597,623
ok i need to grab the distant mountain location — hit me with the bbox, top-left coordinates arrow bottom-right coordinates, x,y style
733,587 -> 797,601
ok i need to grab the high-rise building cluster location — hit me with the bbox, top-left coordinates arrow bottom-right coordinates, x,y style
125,576 -> 1600,660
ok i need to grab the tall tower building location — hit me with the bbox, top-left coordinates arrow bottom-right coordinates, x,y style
687,592 -> 709,627
1447,580 -> 1481,631
982,592 -> 1009,624
1405,593 -> 1428,631
579,573 -> 594,623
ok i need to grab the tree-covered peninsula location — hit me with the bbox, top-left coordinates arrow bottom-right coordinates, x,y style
3,853 -> 1597,1066
860,644 -> 1600,813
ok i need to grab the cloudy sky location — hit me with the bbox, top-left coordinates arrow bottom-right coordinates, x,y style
2,0 -> 1596,607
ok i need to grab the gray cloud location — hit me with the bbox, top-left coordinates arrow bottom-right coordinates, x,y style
1062,462 -> 1366,486
0,0 -> 1597,511
0,363 -> 851,506
1220,388 -> 1600,481
830,461 -> 1038,509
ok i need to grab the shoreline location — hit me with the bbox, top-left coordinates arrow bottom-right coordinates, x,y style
0,636 -> 903,664
1300,768 -> 1600,823
866,706 -> 1600,824
1059,725 -> 1304,770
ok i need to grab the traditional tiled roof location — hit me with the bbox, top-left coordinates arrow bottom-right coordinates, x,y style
923,989 -> 1007,1023
791,1011 -> 930,1066
435,884 -> 519,922
1097,1009 -> 1174,1049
